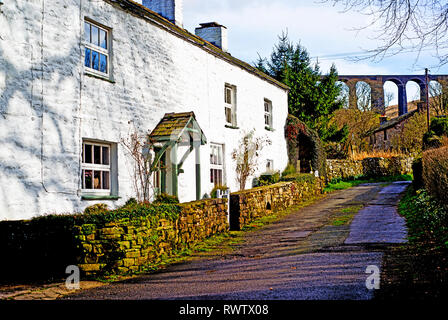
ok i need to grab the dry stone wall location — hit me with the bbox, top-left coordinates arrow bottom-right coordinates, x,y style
326,157 -> 413,182
229,178 -> 324,231
0,199 -> 228,278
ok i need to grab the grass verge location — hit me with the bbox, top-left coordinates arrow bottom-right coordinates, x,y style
375,185 -> 448,300
323,174 -> 413,193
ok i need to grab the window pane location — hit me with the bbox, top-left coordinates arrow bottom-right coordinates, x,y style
100,29 -> 107,49
92,51 -> 99,70
218,170 -> 222,185
84,48 -> 91,68
84,170 -> 93,189
225,87 -> 232,104
94,171 -> 101,189
217,147 -> 222,165
102,146 -> 110,165
102,171 -> 110,190
100,54 -> 107,73
91,25 -> 99,46
84,22 -> 91,43
225,107 -> 232,123
84,144 -> 92,163
210,169 -> 214,183
94,145 -> 101,164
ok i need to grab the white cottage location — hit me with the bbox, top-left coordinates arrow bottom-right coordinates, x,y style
0,0 -> 289,221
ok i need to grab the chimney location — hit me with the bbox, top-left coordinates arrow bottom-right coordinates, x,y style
195,22 -> 228,52
142,0 -> 183,27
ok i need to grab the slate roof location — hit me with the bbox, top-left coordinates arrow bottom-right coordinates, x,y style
149,112 -> 206,144
105,0 -> 289,91
370,110 -> 419,134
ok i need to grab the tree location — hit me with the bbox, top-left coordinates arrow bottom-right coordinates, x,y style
384,91 -> 395,109
430,81 -> 448,116
330,108 -> 379,156
121,128 -> 156,203
356,82 -> 372,112
390,111 -> 427,155
231,130 -> 271,191
256,32 -> 344,140
324,0 -> 448,65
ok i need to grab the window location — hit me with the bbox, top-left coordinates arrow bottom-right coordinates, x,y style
84,20 -> 110,75
266,159 -> 274,172
224,84 -> 237,126
82,141 -> 112,194
210,144 -> 224,186
384,130 -> 388,141
264,99 -> 273,128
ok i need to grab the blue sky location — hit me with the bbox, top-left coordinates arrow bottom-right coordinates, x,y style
183,0 -> 448,104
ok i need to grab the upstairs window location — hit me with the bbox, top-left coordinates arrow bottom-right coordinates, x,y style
224,84 -> 237,127
84,20 -> 110,75
264,99 -> 273,129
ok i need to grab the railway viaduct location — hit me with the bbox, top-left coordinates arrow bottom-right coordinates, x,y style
338,74 -> 448,116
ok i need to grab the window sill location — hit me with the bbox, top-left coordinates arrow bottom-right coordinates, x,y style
84,71 -> 115,83
265,126 -> 275,132
225,124 -> 240,130
81,195 -> 121,201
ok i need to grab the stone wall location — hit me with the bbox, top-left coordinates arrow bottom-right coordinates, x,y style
76,199 -> 228,275
326,157 -> 414,182
326,160 -> 364,182
229,178 -> 324,231
0,198 -> 228,279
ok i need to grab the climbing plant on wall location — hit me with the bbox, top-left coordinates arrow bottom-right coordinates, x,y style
285,115 -> 327,180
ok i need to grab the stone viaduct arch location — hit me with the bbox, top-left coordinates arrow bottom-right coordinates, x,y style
337,75 -> 448,116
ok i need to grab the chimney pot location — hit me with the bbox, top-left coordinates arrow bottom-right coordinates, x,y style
195,22 -> 228,52
142,0 -> 183,27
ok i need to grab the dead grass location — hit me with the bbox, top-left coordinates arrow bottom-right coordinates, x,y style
350,150 -> 406,161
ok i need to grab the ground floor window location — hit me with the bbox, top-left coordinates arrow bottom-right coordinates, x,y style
82,140 -> 114,195
210,143 -> 224,186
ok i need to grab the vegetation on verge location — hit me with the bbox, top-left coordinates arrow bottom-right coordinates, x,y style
323,174 -> 413,193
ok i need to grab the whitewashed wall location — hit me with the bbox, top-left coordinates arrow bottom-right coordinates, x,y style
0,0 -> 288,220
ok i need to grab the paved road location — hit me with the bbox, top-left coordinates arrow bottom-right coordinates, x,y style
63,181 -> 410,300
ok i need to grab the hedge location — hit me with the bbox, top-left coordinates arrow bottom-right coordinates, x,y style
422,146 -> 448,207
0,202 -> 182,281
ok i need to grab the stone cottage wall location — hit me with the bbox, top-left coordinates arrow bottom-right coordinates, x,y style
0,0 -> 289,221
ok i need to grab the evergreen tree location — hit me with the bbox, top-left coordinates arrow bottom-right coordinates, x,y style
256,32 -> 345,140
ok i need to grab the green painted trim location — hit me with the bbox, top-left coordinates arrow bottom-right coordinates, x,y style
81,195 -> 121,201
225,124 -> 240,130
265,126 -> 275,132
171,144 -> 178,197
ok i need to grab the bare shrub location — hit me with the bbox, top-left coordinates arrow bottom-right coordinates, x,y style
423,146 -> 448,207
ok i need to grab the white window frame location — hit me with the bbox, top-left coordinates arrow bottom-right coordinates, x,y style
224,84 -> 237,126
81,141 -> 112,196
210,143 -> 224,186
83,19 -> 111,78
264,99 -> 273,129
